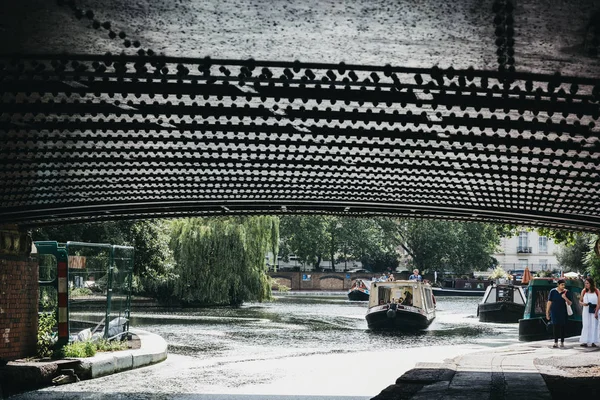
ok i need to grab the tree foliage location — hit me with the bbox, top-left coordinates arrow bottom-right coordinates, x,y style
535,229 -> 600,280
32,220 -> 173,277
279,215 -> 330,269
556,233 -> 591,272
169,216 -> 279,305
394,219 -> 501,276
536,228 -> 580,245
279,216 -> 398,272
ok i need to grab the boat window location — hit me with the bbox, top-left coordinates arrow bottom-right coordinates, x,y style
464,282 -> 472,289
532,289 -> 549,316
378,287 -> 392,304
424,288 -> 434,310
496,287 -> 513,302
402,288 -> 414,306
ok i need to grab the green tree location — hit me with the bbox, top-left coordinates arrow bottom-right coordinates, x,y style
534,229 -> 600,279
32,220 -> 173,278
584,236 -> 600,281
394,220 -> 501,276
169,216 -> 278,305
279,216 -> 399,272
279,215 -> 330,270
556,233 -> 591,272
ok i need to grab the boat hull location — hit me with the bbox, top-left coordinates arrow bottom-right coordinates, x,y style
432,288 -> 485,297
478,302 -> 525,323
518,317 -> 582,341
347,289 -> 369,301
366,307 -> 434,331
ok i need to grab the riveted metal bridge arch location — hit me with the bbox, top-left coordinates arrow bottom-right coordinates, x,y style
1,53 -> 599,231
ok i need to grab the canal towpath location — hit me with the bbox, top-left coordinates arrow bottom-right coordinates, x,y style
372,336 -> 600,400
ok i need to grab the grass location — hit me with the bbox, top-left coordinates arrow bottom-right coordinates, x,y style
61,339 -> 128,358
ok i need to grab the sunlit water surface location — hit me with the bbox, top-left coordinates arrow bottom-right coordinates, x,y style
20,294 -> 519,399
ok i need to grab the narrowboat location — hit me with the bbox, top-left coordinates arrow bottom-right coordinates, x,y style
518,278 -> 584,341
431,278 -> 489,297
477,283 -> 526,323
348,279 -> 371,301
366,280 -> 436,331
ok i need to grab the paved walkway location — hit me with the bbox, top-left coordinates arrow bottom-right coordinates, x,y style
373,337 -> 600,400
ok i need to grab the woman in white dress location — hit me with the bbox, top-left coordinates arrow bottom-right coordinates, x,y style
579,277 -> 600,347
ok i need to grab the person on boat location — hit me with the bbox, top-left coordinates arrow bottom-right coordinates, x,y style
403,291 -> 413,306
545,279 -> 573,348
409,269 -> 422,282
579,277 -> 600,348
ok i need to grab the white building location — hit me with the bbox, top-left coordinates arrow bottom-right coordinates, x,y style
494,230 -> 562,273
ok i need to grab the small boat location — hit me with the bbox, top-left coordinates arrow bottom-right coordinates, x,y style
518,278 -> 584,341
348,279 -> 372,301
431,279 -> 489,297
477,283 -> 526,323
366,280 -> 436,331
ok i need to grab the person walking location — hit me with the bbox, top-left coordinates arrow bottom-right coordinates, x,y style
545,279 -> 573,348
579,277 -> 600,347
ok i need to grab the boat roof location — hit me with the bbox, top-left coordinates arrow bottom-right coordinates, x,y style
527,277 -> 584,288
371,280 -> 431,288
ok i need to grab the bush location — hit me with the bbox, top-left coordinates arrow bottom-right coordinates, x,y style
69,287 -> 93,297
62,341 -> 96,358
277,284 -> 290,292
95,339 -> 127,352
60,338 -> 127,358
37,312 -> 56,358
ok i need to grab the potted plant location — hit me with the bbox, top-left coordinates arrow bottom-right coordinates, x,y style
490,266 -> 509,284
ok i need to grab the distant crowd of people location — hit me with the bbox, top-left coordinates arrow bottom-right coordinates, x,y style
371,269 -> 424,282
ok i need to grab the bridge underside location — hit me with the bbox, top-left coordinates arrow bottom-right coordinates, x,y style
1,54 -> 599,231
0,1 -> 599,231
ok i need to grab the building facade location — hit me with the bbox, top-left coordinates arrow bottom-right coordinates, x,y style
494,231 -> 562,273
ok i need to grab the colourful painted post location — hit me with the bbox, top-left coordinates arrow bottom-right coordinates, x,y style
35,241 -> 69,346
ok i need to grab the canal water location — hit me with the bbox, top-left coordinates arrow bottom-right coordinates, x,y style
17,295 -> 519,399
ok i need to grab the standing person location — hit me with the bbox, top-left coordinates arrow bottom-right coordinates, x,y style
579,277 -> 600,347
545,279 -> 573,348
409,269 -> 422,281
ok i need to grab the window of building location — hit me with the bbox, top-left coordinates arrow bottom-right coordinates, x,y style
519,259 -> 528,269
539,259 -> 548,271
518,232 -> 528,247
539,236 -> 548,253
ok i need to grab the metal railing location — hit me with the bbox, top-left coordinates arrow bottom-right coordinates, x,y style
501,264 -> 560,272
516,246 -> 532,253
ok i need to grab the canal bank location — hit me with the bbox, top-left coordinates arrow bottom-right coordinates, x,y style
372,336 -> 600,400
0,329 -> 167,398
7,295 -> 598,399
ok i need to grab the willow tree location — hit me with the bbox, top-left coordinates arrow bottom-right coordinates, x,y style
169,216 -> 279,305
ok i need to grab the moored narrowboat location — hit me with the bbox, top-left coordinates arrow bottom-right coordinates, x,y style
432,279 -> 489,297
478,283 -> 526,323
518,278 -> 584,341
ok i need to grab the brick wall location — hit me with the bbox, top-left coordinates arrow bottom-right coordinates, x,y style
0,257 -> 39,361
269,271 -> 362,290
319,277 -> 345,290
